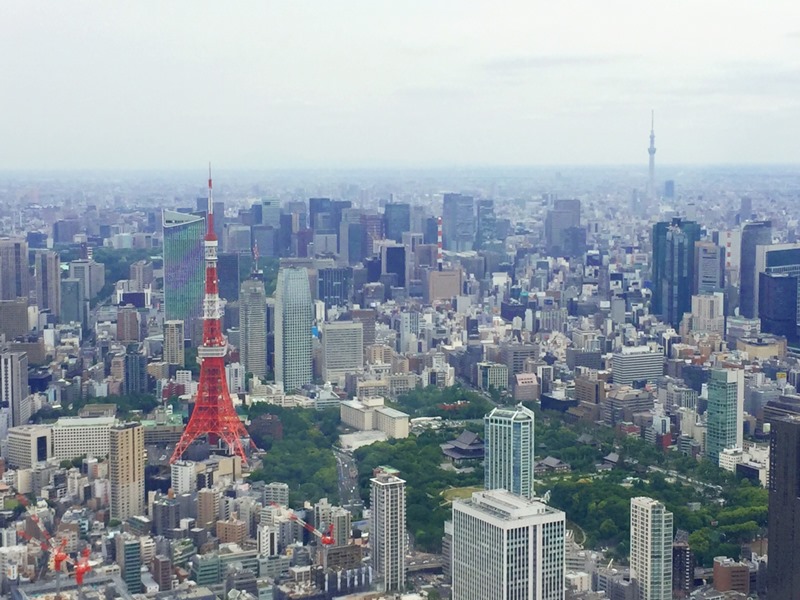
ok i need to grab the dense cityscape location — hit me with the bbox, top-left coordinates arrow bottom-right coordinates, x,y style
1,116 -> 799,600
5,2 -> 800,599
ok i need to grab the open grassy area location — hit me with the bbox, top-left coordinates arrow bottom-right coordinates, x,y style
442,485 -> 484,503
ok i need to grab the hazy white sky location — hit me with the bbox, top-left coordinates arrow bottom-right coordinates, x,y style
2,1 -> 800,169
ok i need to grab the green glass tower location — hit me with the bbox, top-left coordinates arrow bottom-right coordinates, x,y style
163,210 -> 205,342
651,218 -> 701,327
706,368 -> 744,465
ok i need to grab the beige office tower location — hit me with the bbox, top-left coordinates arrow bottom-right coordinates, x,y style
322,321 -> 363,386
34,250 -> 61,317
198,487 -> 221,529
630,497 -> 673,600
370,467 -> 407,592
109,423 -> 145,521
163,320 -> 185,367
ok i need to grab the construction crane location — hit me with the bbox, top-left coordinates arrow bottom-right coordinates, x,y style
269,503 -> 335,546
72,548 -> 93,585
15,494 -> 93,591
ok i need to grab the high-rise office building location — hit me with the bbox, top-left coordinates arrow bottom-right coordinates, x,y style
370,467 -> 406,592
442,193 -> 474,252
259,199 -> 281,229
383,203 -> 411,243
475,199 -> 497,250
0,299 -> 29,341
116,305 -> 140,343
630,497 -> 673,600
694,241 -> 724,294
7,425 -> 51,469
60,278 -> 86,327
68,259 -> 105,301
129,260 -> 154,292
318,267 -> 352,308
110,422 -> 145,521
34,250 -> 60,318
739,221 -> 772,318
759,272 -> 798,342
123,350 -> 148,395
239,279 -> 267,381
452,489 -> 565,600
0,238 -> 30,301
309,197 -> 333,232
217,253 -> 241,302
651,218 -> 702,327
163,320 -> 185,367
484,404 -> 535,498
1,350 -> 29,428
275,268 -> 313,391
163,210 -> 206,343
706,368 -> 744,466
340,210 -> 365,265
322,321 -> 363,386
116,532 -> 143,593
382,244 -> 407,288
768,416 -> 800,597
545,199 -> 581,256
753,242 -> 800,323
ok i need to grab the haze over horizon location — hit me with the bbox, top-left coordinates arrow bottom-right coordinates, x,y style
3,1 -> 800,170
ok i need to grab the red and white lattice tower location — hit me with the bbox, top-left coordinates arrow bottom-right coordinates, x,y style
171,166 -> 251,464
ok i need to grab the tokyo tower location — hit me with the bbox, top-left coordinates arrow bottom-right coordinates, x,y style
170,166 -> 251,464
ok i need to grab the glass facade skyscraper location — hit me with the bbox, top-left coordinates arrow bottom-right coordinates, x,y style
739,220 -> 772,318
484,404 -> 535,498
163,210 -> 205,342
706,368 -> 744,465
442,193 -> 474,252
384,202 -> 411,243
275,267 -> 313,391
651,218 -> 701,327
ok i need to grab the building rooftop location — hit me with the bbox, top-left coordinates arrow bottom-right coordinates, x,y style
459,489 -> 563,521
53,416 -> 117,427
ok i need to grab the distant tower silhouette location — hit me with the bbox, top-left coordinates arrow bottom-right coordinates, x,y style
171,166 -> 251,465
648,110 -> 657,200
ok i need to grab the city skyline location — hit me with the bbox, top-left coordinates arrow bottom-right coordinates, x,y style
3,2 -> 800,170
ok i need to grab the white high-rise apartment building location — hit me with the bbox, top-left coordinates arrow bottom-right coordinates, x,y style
370,468 -> 406,592
275,268 -> 313,391
52,417 -> 115,460
240,279 -> 267,380
1,351 -> 28,428
110,423 -> 145,521
171,460 -> 196,496
484,404 -> 535,498
452,489 -> 565,600
630,497 -> 673,600
226,362 -> 245,394
322,321 -> 363,386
